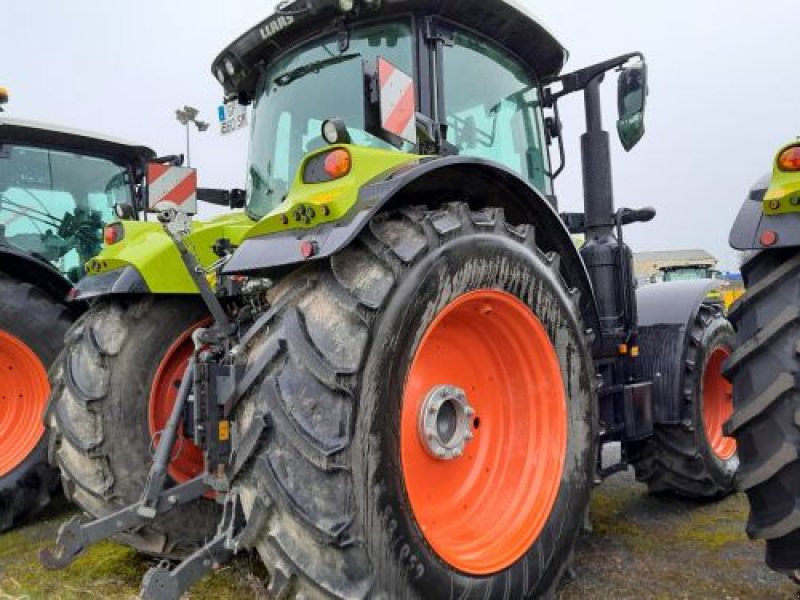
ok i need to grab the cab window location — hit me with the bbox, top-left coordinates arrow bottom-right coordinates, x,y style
0,144 -> 128,281
442,29 -> 551,195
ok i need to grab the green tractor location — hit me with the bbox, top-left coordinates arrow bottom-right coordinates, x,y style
42,1 -> 738,597
0,103 -> 157,532
659,264 -> 725,307
727,140 -> 800,580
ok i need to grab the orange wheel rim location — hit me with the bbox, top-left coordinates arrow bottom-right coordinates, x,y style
702,346 -> 736,460
401,290 -> 567,575
148,320 -> 209,483
0,331 -> 49,477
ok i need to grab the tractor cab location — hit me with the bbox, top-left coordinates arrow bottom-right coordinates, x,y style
212,0 -> 645,224
0,116 -> 155,283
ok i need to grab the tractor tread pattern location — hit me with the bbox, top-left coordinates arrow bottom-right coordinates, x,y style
632,304 -> 736,499
725,306 -> 800,375
0,273 -> 69,532
725,249 -> 800,572
47,297 -> 218,559
232,203 -> 589,599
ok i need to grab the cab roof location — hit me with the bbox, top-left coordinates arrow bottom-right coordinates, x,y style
0,116 -> 156,165
212,0 -> 568,100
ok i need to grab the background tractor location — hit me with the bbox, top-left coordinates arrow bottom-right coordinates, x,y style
659,264 -> 726,308
43,1 -> 739,597
0,99 -> 158,532
727,140 -> 800,580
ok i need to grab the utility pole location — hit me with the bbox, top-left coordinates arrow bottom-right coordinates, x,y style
174,106 -> 209,167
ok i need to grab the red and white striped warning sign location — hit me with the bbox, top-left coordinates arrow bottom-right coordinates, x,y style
146,163 -> 198,214
378,58 -> 416,144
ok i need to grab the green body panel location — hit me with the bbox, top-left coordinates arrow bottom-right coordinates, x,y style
763,142 -> 800,215
82,145 -> 420,294
85,212 -> 253,293
243,145 -> 420,240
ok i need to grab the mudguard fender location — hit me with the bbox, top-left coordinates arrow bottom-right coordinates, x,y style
224,156 -> 599,332
730,172 -> 800,250
636,279 -> 720,424
0,246 -> 72,303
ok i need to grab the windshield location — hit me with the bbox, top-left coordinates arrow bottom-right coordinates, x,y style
246,20 -> 414,220
662,267 -> 710,282
0,144 -> 132,281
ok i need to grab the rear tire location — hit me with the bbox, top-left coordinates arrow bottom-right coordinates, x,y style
632,304 -> 737,499
725,248 -> 800,574
0,273 -> 68,532
231,204 -> 596,598
47,295 -> 219,558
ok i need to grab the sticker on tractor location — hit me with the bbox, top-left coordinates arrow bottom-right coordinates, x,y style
146,163 -> 198,214
378,58 -> 416,145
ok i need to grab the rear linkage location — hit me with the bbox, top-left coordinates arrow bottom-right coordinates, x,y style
40,209 -> 267,599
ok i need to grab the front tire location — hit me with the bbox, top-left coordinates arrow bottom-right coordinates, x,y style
47,296 -> 219,557
232,204 -> 596,598
632,304 -> 738,499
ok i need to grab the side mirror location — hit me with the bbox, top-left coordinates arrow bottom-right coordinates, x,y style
617,59 -> 648,151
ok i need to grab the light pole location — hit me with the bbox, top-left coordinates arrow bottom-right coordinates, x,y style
175,105 -> 209,167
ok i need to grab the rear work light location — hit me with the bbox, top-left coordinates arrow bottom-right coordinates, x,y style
303,149 -> 352,183
777,145 -> 800,172
103,223 -> 124,246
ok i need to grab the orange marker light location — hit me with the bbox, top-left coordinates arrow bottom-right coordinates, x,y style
323,149 -> 351,179
778,146 -> 800,172
760,230 -> 778,247
103,223 -> 124,245
300,241 -> 317,259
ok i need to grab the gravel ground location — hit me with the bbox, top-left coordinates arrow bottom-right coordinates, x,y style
558,445 -> 795,600
0,445 -> 794,599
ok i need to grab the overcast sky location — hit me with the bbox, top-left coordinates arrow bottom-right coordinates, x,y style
4,1 -> 799,270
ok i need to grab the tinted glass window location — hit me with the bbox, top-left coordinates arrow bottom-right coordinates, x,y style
0,144 -> 130,281
247,20 -> 414,220
442,29 -> 551,194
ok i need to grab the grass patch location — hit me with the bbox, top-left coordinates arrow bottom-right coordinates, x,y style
0,505 -> 266,599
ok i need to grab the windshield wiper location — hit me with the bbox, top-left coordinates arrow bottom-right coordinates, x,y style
274,53 -> 360,87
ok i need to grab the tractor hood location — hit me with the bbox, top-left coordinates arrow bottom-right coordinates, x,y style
212,0 -> 567,101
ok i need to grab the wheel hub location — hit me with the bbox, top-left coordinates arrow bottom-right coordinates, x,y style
401,289 -> 568,575
418,385 -> 475,460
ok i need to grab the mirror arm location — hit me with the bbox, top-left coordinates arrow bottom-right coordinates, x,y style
197,188 -> 231,207
543,51 -> 643,107
545,102 -> 567,179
